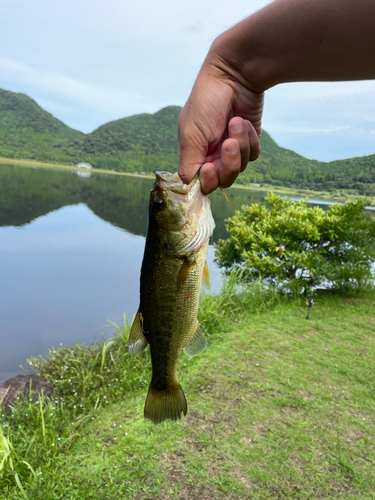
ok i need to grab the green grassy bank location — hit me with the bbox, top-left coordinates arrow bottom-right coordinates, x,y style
1,280 -> 375,499
0,156 -> 155,180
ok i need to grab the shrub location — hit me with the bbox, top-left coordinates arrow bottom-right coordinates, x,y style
215,193 -> 375,294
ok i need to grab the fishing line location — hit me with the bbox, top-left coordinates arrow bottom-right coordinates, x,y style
219,185 -> 322,320
219,185 -> 261,239
306,229 -> 325,320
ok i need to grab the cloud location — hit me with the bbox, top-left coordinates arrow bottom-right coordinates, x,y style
0,58 -> 143,114
269,125 -> 350,134
35,98 -> 82,117
1,0 -> 374,159
274,81 -> 375,101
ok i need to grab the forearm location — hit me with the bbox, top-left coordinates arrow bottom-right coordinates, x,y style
208,0 -> 375,92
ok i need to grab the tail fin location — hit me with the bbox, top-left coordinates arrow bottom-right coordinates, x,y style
144,380 -> 187,424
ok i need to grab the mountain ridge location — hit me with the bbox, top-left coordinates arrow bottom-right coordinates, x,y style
0,88 -> 374,194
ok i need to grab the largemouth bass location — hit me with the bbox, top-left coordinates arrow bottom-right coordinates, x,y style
129,171 -> 215,424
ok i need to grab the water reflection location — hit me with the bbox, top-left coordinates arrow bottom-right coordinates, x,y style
0,163 -> 360,383
0,165 -> 234,383
0,203 -> 220,384
76,171 -> 92,178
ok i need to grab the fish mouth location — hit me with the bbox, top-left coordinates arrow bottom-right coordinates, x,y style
154,170 -> 201,210
155,171 -> 199,197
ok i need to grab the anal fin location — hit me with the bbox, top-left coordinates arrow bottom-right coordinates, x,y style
183,324 -> 207,357
128,308 -> 148,354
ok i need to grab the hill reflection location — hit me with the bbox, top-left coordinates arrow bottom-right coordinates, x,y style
0,164 -> 274,242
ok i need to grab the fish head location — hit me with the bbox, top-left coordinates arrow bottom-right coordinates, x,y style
149,171 -> 215,255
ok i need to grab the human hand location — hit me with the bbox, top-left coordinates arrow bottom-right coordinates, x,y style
178,55 -> 264,194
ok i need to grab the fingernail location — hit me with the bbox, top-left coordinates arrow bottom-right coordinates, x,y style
232,120 -> 244,133
226,143 -> 238,155
205,169 -> 215,178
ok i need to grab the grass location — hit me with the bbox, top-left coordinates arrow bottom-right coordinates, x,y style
1,277 -> 374,499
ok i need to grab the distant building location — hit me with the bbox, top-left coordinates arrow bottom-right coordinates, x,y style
75,162 -> 92,169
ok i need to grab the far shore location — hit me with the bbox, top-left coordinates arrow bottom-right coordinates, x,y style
0,156 -> 155,180
0,156 -> 372,204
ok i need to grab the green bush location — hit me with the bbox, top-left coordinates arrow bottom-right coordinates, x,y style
215,193 -> 375,294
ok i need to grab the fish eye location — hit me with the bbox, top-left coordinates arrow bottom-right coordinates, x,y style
153,198 -> 164,210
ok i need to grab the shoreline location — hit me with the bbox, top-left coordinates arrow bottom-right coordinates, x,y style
0,156 -> 155,180
2,290 -> 375,498
0,156 -> 368,203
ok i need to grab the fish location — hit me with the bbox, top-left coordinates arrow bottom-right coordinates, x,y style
128,171 -> 215,424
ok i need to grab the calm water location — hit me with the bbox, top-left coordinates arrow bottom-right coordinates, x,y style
0,164 -> 355,384
0,164 -> 280,384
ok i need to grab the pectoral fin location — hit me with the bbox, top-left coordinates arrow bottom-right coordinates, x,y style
202,262 -> 210,290
128,309 -> 148,354
177,258 -> 195,289
183,324 -> 207,357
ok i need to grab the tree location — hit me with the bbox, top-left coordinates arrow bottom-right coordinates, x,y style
215,193 -> 375,293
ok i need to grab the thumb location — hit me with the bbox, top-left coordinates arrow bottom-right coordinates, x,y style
178,121 -> 207,185
178,150 -> 203,185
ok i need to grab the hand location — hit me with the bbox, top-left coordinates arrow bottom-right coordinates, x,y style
178,59 -> 264,194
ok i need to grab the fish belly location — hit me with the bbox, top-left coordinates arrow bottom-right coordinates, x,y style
140,242 -> 206,423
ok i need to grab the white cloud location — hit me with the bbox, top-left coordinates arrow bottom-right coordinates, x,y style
0,0 -> 374,158
0,58 -> 143,114
269,125 -> 350,134
34,98 -> 82,118
273,80 -> 375,101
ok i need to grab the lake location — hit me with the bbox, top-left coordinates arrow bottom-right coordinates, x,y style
0,164 -> 287,384
0,164 -> 362,384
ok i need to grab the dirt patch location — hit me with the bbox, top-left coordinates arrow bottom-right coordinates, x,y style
298,390 -> 316,400
158,451 -> 232,500
102,438 -> 116,447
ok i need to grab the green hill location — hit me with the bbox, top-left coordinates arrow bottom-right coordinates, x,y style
243,132 -> 375,194
81,106 -> 180,156
0,88 -> 83,162
1,88 -> 375,194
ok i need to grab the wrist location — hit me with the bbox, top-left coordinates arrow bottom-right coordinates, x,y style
206,19 -> 279,93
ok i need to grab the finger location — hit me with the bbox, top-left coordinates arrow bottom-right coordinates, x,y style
228,117 -> 250,172
178,117 -> 206,185
246,121 -> 262,162
199,163 -> 219,194
217,138 -> 241,189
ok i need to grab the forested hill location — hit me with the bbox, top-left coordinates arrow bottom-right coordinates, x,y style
1,88 -> 375,194
0,88 -> 83,159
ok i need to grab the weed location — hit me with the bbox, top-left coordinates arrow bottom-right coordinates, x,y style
199,270 -> 288,335
28,314 -> 151,415
1,281 -> 374,498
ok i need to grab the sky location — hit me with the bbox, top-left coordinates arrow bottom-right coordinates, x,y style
1,0 -> 374,162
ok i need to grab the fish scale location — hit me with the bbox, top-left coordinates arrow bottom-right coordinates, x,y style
128,171 -> 215,424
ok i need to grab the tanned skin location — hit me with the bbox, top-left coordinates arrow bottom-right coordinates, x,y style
178,0 -> 375,194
